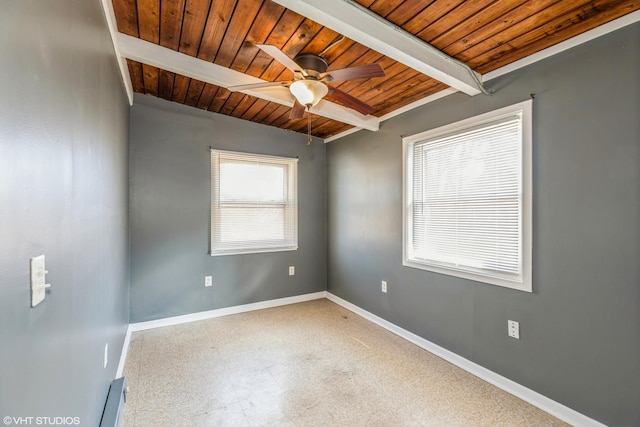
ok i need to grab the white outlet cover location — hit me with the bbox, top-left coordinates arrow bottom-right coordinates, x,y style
205,276 -> 213,287
289,266 -> 295,276
381,281 -> 387,293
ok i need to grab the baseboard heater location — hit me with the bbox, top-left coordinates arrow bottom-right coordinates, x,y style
100,377 -> 127,427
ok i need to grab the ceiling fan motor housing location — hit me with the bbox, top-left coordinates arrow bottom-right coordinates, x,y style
293,54 -> 328,76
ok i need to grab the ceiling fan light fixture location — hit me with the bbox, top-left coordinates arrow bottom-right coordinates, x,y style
290,80 -> 328,108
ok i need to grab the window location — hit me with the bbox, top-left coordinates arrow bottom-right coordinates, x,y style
210,149 -> 298,256
403,101 -> 532,292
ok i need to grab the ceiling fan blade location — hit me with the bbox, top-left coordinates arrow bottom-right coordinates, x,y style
256,44 -> 304,74
289,100 -> 305,120
227,81 -> 290,92
322,63 -> 385,82
326,86 -> 376,116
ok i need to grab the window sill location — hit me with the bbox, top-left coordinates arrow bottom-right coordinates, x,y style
210,246 -> 298,257
402,258 -> 532,292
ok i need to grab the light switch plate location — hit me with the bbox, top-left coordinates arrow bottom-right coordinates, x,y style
104,343 -> 109,368
30,255 -> 50,307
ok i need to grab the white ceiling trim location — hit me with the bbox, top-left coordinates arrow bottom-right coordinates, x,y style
324,88 -> 458,143
271,0 -> 485,96
321,125 -> 362,143
325,9 -> 640,143
482,9 -> 640,82
99,0 -> 134,105
117,34 -> 379,131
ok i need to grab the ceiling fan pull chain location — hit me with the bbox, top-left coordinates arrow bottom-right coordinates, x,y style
307,107 -> 312,145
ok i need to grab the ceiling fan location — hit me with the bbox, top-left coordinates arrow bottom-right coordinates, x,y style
229,44 -> 386,120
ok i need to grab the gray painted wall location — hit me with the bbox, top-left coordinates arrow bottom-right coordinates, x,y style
129,95 -> 326,322
327,24 -> 640,426
0,0 -> 130,425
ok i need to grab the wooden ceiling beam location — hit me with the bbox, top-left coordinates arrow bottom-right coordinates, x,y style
271,0 -> 486,96
116,33 -> 379,131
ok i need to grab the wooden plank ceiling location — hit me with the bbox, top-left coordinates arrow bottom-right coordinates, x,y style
112,0 -> 639,139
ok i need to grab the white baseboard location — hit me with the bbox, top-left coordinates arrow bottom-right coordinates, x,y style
115,324 -> 131,378
114,292 -> 327,378
114,290 -> 604,426
129,291 -> 327,332
326,292 -> 606,427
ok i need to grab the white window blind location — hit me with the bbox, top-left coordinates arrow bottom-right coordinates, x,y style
403,102 -> 532,291
210,150 -> 298,256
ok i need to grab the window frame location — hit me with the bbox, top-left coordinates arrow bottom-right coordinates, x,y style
210,149 -> 298,257
402,101 -> 532,292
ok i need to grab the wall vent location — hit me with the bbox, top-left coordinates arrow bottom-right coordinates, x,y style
100,377 -> 127,427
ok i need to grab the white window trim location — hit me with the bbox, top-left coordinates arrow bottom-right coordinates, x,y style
210,149 -> 298,257
402,100 -> 532,292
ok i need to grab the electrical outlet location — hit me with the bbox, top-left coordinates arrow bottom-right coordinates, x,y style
205,276 -> 212,287
289,266 -> 295,276
508,320 -> 520,339
103,343 -> 108,369
381,280 -> 387,293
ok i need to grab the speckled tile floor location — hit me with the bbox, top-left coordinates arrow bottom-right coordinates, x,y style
122,299 -> 569,427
